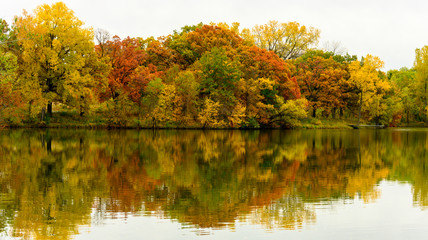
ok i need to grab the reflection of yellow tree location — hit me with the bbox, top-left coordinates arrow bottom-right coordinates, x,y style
0,130 -> 108,240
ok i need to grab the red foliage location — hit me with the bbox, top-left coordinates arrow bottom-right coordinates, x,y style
101,36 -> 147,100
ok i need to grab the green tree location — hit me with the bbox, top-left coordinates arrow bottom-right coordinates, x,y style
198,47 -> 242,124
388,68 -> 417,124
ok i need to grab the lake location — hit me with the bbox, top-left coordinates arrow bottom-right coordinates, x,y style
0,128 -> 428,239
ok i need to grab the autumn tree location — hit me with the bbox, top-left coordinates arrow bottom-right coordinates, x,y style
169,69 -> 199,125
0,49 -> 24,124
414,46 -> 428,122
0,19 -> 25,124
293,51 -> 348,118
242,20 -> 320,60
13,2 -> 98,116
349,55 -> 396,125
140,36 -> 175,72
238,45 -> 300,100
101,36 -> 146,100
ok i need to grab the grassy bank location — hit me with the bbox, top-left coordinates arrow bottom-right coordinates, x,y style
2,111 -> 370,130
5,109 -> 426,130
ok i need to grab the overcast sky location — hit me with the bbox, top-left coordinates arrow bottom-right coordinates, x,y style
2,0 -> 428,70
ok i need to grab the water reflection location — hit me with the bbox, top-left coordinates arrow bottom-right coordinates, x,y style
0,129 -> 427,239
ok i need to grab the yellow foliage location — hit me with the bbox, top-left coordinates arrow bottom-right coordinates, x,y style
349,54 -> 393,122
273,97 -> 308,127
14,1 -> 96,111
198,98 -> 226,128
243,20 -> 320,59
236,77 -> 276,125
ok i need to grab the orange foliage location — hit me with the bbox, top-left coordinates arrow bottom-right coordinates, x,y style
100,36 -> 146,100
238,45 -> 300,100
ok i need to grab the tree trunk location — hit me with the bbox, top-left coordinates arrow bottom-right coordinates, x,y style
332,107 -> 336,119
80,96 -> 85,117
47,102 -> 53,117
425,78 -> 427,122
312,108 -> 316,118
358,92 -> 363,125
41,108 -> 45,121
28,100 -> 33,119
407,110 -> 409,125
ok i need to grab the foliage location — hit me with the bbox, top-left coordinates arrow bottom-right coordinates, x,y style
388,68 -> 417,124
414,46 -> 428,122
272,97 -> 308,127
348,55 -> 397,124
242,20 -> 320,59
12,2 -> 99,115
1,2 -> 425,128
294,52 -> 348,117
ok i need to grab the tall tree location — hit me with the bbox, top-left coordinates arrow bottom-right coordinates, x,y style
388,68 -> 417,124
242,20 -> 320,60
414,46 -> 428,122
13,2 -> 96,116
101,36 -> 147,101
294,53 -> 348,117
349,55 -> 392,124
198,47 -> 242,123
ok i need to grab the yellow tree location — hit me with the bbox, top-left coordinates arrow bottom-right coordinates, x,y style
414,46 -> 428,121
236,77 -> 276,126
242,20 -> 320,60
13,2 -> 97,116
349,55 -> 391,124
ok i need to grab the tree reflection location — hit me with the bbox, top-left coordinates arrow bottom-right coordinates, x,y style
0,128 -> 427,239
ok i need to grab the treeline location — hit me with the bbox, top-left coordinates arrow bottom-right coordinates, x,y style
1,2 -> 428,128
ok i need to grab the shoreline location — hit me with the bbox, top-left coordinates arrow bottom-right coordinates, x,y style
3,117 -> 426,130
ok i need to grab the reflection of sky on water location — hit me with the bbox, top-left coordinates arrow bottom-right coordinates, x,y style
76,181 -> 428,240
392,128 -> 428,131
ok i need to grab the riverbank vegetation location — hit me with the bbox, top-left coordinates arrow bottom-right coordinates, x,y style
1,2 -> 428,128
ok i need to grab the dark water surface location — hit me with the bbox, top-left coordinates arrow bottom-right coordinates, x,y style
1,128 -> 428,239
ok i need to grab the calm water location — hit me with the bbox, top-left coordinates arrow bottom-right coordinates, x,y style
0,128 -> 428,239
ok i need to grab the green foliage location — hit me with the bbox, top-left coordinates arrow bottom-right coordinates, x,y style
414,46 -> 428,122
104,93 -> 138,126
198,47 -> 241,103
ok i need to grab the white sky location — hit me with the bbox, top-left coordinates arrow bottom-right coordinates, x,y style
2,0 -> 428,70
